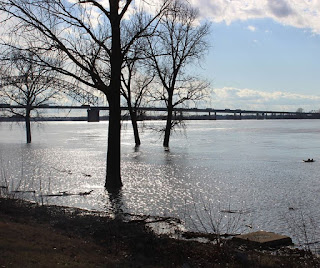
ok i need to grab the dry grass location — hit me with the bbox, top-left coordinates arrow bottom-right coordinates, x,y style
0,220 -> 120,267
0,198 -> 319,268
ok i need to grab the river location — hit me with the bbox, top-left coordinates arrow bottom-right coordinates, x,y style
1,119 -> 320,249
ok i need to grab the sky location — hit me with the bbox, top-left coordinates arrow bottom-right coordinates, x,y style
187,0 -> 320,111
3,0 -> 319,112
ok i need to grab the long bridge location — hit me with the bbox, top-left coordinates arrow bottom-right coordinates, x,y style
0,104 -> 319,121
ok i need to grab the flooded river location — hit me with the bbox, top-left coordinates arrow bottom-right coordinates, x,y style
1,119 -> 320,249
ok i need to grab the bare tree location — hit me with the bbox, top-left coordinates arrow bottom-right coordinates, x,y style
121,51 -> 154,146
0,49 -> 100,142
146,0 -> 210,147
0,51 -> 63,143
0,0 -> 169,189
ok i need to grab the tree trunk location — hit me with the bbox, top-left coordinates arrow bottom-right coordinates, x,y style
25,108 -> 32,144
129,109 -> 141,146
106,95 -> 122,189
163,103 -> 173,148
105,1 -> 122,190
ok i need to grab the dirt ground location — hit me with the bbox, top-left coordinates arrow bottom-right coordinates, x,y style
0,198 -> 319,267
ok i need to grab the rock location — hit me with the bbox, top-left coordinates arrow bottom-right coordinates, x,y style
233,231 -> 292,248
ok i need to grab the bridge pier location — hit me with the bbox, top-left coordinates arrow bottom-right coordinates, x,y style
87,109 -> 100,122
234,112 -> 242,120
256,112 -> 266,120
208,111 -> 216,120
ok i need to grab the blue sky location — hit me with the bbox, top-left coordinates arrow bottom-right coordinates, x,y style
189,0 -> 320,111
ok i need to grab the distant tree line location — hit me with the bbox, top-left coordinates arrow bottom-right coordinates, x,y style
0,0 -> 211,189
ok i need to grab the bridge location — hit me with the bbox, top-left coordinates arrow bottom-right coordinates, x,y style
0,104 -> 319,121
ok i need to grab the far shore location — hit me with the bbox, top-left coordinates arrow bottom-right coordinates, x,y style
1,113 -> 320,122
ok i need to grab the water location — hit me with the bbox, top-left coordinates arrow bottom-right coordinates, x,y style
1,120 -> 320,248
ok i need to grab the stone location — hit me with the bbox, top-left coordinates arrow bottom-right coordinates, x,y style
233,231 -> 293,247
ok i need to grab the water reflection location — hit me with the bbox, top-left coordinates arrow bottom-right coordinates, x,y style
164,148 -> 173,165
108,188 -> 125,219
133,145 -> 141,160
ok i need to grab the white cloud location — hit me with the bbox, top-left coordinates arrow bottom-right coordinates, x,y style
209,87 -> 320,111
247,25 -> 256,31
191,0 -> 320,34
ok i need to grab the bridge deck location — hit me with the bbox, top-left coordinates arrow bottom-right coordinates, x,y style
0,105 -> 315,116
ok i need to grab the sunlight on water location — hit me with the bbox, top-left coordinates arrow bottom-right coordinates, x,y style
1,120 -> 320,248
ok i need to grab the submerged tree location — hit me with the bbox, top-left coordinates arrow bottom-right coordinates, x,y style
0,51 -> 62,143
121,52 -> 155,146
0,0 -> 169,189
146,0 -> 210,147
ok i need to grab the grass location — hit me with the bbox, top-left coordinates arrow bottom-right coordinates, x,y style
0,220 -> 115,267
1,197 -> 320,267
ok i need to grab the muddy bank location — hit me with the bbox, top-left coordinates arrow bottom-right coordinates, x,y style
0,198 -> 319,267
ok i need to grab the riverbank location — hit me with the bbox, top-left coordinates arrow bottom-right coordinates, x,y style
0,198 -> 319,267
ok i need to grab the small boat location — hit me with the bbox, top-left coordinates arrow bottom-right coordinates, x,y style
303,159 -> 315,163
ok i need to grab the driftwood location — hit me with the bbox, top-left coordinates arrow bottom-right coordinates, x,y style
41,190 -> 94,197
79,190 -> 94,196
220,209 -> 250,214
182,231 -> 240,241
10,190 -> 36,193
52,167 -> 73,175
